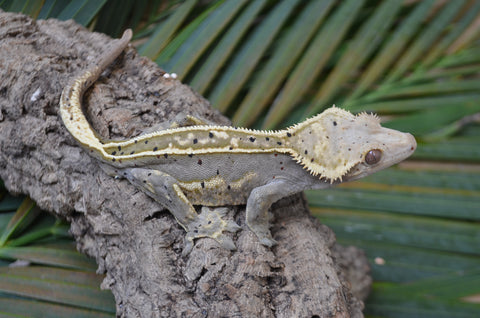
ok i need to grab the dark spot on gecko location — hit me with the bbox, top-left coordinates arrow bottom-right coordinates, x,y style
194,229 -> 198,233
145,140 -> 148,144
208,221 -> 212,224
153,147 -> 158,151
112,151 -> 117,155
164,154 -> 168,158
209,132 -> 214,138
281,167 -> 284,170
188,154 -> 193,157
333,121 -> 337,126
112,158 -> 116,162
249,137 -> 256,142
304,150 -> 308,155
227,185 -> 231,190
311,158 -> 314,162
348,148 -> 351,151
286,132 -> 292,137
193,138 -> 198,144
277,142 -> 282,145
135,140 -> 138,144
197,159 -> 202,165
280,162 -> 283,164
118,146 -> 121,151
229,147 -> 233,150
216,169 -> 219,175
274,154 -> 278,157
143,180 -> 146,183
123,172 -> 127,175
201,182 -> 205,188
148,173 -> 152,176
266,137 -> 270,141
326,136 -> 329,139
120,152 -> 124,155
130,151 -> 135,154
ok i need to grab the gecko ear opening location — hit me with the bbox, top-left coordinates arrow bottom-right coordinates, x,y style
365,149 -> 382,165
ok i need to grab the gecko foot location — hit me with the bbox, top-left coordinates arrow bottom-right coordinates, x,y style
246,222 -> 277,247
182,207 -> 241,255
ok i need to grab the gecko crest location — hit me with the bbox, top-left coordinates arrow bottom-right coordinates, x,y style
59,30 -> 416,253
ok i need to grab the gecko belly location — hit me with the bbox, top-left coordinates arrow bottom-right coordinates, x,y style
145,152 -> 310,206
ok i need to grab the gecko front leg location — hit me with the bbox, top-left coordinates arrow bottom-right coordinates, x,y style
118,168 -> 240,254
246,179 -> 305,247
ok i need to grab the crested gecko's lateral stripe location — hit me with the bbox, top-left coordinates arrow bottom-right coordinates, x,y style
59,33 -> 302,167
59,30 -> 417,252
60,29 -> 416,182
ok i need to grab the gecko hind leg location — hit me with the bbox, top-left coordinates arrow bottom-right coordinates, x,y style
116,167 -> 240,254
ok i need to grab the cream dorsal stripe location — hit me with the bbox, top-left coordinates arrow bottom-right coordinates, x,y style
60,29 -> 133,160
60,30 -> 387,181
59,30 -> 417,252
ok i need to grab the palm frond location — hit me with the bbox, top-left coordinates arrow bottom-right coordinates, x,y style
1,0 -> 480,316
0,194 -> 115,317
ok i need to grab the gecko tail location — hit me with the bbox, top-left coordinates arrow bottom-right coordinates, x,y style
59,30 -> 133,164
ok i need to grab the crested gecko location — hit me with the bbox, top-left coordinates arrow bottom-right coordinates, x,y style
60,30 -> 417,253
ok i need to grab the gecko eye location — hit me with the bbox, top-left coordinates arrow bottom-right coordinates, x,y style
365,149 -> 382,165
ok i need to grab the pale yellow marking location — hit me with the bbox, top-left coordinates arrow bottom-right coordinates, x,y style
230,171 -> 256,190
177,172 -> 256,193
198,137 -> 210,145
59,30 -> 409,183
172,183 -> 191,206
173,136 -> 186,146
215,131 -> 229,139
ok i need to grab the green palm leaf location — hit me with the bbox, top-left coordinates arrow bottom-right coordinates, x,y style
1,0 -> 479,316
0,193 -> 115,317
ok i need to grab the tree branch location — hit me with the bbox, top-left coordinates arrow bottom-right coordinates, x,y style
0,11 -> 370,317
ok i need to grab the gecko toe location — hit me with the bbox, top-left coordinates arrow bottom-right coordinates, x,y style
214,235 -> 237,251
259,237 -> 277,247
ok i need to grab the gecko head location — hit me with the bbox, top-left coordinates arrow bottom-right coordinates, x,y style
288,106 -> 417,182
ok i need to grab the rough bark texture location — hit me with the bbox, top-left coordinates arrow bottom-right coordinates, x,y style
0,11 -> 371,317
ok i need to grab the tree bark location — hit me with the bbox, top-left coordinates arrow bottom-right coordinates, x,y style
0,11 -> 371,317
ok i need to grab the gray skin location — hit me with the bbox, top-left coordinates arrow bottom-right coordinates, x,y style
105,125 -> 416,254
60,30 -> 417,255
